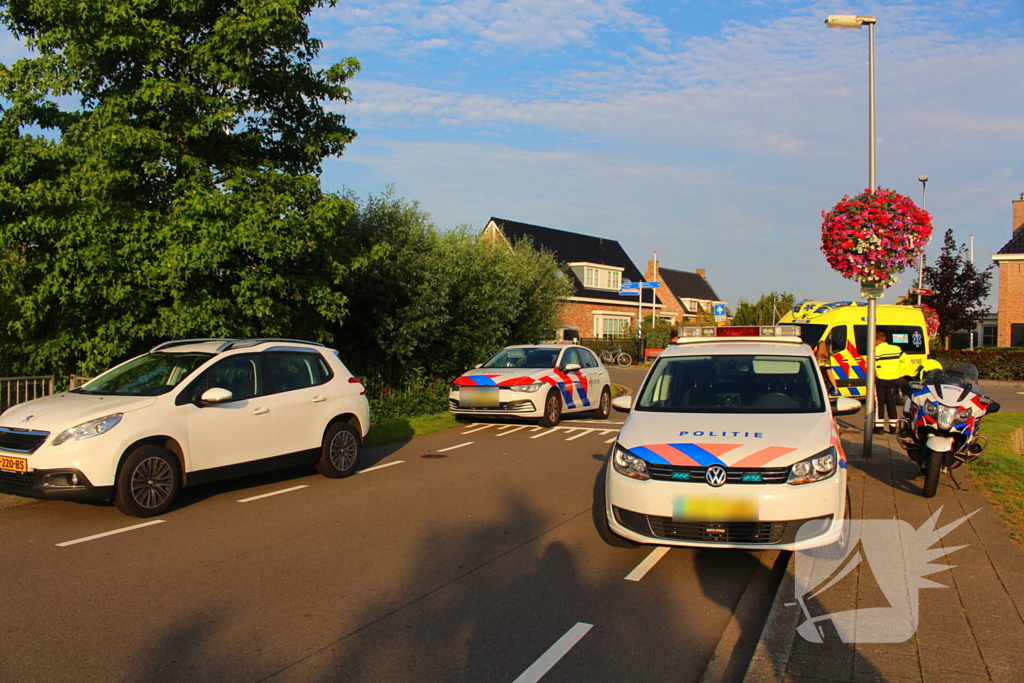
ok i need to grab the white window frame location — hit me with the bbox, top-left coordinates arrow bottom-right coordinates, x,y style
569,262 -> 626,292
593,312 -> 633,338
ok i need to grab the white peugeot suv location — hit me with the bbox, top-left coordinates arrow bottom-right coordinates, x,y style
601,326 -> 859,552
0,338 -> 370,517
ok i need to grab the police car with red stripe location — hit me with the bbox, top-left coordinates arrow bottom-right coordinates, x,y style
601,326 -> 860,553
449,344 -> 612,427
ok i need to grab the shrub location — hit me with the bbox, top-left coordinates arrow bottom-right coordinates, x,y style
935,349 -> 1024,381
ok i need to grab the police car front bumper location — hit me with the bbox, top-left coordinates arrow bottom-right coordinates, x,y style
605,464 -> 847,551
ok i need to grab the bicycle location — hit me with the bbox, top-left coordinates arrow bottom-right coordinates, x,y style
599,346 -> 633,368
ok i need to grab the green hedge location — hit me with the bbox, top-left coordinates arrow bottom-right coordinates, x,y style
364,371 -> 450,423
935,349 -> 1024,381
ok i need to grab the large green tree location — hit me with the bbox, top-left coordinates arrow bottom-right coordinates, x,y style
732,291 -> 795,326
923,229 -> 993,346
0,0 -> 359,375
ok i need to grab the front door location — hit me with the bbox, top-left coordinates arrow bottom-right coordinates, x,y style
181,353 -> 275,471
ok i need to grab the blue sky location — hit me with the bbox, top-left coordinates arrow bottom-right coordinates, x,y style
4,1 -> 1023,309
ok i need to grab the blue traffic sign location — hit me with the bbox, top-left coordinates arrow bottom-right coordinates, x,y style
620,282 -> 639,289
713,303 -> 727,320
618,289 -> 640,296
640,282 -> 661,289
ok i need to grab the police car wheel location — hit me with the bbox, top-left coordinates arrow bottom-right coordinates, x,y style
593,387 -> 612,419
539,390 -> 562,428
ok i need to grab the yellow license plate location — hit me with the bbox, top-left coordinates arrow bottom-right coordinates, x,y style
0,455 -> 28,473
674,496 -> 758,522
460,387 -> 499,407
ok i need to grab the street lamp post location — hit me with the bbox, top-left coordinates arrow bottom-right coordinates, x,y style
826,13 -> 878,458
918,176 -> 928,305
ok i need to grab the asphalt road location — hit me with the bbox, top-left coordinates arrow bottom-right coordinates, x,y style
0,364 -> 781,683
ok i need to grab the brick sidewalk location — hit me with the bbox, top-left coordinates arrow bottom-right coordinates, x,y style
747,432 -> 1024,683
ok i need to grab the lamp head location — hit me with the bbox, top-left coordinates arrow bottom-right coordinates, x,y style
825,14 -> 877,28
918,175 -> 929,183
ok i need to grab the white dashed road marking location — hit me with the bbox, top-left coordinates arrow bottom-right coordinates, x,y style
512,622 -> 594,683
436,442 -> 474,452
56,520 -> 166,548
530,429 -> 561,439
605,437 -> 617,444
237,485 -> 309,503
565,429 -> 595,441
496,426 -> 529,437
462,424 -> 495,434
624,546 -> 671,582
357,461 -> 405,474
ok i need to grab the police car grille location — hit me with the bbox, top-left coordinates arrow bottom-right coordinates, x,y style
0,470 -> 34,488
0,428 -> 49,454
648,517 -> 787,544
647,464 -> 789,484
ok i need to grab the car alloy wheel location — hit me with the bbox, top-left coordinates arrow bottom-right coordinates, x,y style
329,429 -> 359,472
130,456 -> 175,509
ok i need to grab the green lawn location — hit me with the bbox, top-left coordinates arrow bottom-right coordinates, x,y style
365,412 -> 460,448
970,413 -> 1024,543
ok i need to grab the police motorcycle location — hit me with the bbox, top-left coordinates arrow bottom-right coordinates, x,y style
896,363 -> 1000,498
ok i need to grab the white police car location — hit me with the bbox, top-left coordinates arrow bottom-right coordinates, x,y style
601,326 -> 859,551
449,344 -> 612,427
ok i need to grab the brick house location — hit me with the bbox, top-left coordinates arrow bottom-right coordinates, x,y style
643,259 -> 725,324
481,217 -> 666,338
991,193 -> 1024,346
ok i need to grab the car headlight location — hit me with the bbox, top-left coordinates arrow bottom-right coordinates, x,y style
612,443 -> 649,481
509,383 -> 543,393
52,414 -> 123,446
787,446 -> 837,485
937,405 -> 957,429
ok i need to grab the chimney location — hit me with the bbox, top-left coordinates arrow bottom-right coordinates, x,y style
1014,192 -> 1024,235
696,268 -> 706,279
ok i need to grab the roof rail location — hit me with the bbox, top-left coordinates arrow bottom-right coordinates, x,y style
215,338 -> 326,353
150,338 -> 237,353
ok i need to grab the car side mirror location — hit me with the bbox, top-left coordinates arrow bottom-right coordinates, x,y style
833,397 -> 860,416
199,387 -> 233,405
611,395 -> 633,412
563,363 -> 582,372
474,364 -> 482,369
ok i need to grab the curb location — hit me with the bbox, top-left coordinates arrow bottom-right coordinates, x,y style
741,550 -> 798,683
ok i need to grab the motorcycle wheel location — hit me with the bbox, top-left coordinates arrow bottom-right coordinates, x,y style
922,447 -> 943,498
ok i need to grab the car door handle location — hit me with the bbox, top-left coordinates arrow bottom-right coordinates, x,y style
311,395 -> 326,403
252,407 -> 270,415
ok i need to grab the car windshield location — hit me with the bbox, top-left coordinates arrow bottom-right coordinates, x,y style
636,354 -> 825,413
481,348 -> 560,369
74,352 -> 212,397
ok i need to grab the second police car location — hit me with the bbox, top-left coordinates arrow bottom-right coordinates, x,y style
448,344 -> 612,427
601,326 -> 860,552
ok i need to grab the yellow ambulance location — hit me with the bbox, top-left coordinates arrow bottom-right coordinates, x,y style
780,301 -> 931,399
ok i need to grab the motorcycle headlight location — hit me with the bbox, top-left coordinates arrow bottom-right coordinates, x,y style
787,446 -> 837,485
509,383 -> 544,393
937,406 -> 957,429
52,414 -> 123,446
612,443 -> 650,481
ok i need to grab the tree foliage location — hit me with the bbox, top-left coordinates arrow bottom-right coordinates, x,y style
923,229 -> 993,344
331,190 -> 573,391
732,292 -> 795,326
0,0 -> 359,375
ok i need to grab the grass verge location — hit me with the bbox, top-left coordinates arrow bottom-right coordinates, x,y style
365,412 -> 459,448
970,412 -> 1024,543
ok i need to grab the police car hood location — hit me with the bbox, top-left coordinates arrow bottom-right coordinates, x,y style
618,411 -> 834,468
0,392 -> 157,433
454,367 -> 558,386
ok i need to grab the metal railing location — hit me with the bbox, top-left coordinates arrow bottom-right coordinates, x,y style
0,376 -> 54,413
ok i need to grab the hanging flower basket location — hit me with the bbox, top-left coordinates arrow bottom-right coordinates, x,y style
921,303 -> 940,336
820,188 -> 932,289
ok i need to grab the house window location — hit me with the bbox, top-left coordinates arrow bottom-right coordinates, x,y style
585,268 -> 600,288
606,270 -> 621,290
594,314 -> 632,339
982,325 -> 997,347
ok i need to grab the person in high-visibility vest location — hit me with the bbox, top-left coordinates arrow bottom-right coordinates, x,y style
874,331 -> 904,434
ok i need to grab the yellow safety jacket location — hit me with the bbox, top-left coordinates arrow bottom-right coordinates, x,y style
875,341 -> 904,380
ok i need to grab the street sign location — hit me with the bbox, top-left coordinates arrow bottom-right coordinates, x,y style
914,288 -> 933,296
618,289 -> 640,296
860,285 -> 884,299
713,303 -> 727,322
620,282 -> 639,289
640,282 -> 660,289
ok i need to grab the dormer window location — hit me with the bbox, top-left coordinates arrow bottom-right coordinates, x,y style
570,262 -> 625,292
